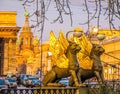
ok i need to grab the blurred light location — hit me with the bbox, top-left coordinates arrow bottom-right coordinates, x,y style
48,52 -> 52,56
93,27 -> 98,34
104,69 -> 107,73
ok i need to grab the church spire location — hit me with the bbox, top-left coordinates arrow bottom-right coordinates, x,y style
19,6 -> 33,50
21,6 -> 31,32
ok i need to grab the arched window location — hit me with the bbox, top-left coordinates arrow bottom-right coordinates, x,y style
26,38 -> 28,45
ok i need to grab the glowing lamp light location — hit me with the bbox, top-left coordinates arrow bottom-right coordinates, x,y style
93,27 -> 98,32
48,52 -> 52,56
92,27 -> 98,35
97,34 -> 106,41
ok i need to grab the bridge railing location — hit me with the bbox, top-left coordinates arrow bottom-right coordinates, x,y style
0,84 -> 120,94
0,87 -> 77,94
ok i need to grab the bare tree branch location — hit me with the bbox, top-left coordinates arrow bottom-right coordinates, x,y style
20,0 -> 120,37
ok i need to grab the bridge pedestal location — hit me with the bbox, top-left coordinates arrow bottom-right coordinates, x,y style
76,86 -> 89,94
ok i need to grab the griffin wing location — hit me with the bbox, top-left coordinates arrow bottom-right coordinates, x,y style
74,34 -> 93,69
58,30 -> 69,53
49,30 -> 69,68
49,31 -> 58,64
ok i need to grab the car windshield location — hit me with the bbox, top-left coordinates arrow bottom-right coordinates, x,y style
6,78 -> 16,82
0,79 -> 5,85
29,77 -> 37,80
20,74 -> 31,80
21,74 -> 30,77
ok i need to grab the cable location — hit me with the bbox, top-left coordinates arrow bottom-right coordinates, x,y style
80,51 -> 119,69
104,53 -> 120,61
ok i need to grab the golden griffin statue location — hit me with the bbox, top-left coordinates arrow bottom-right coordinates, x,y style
49,29 -> 93,70
42,29 -> 84,87
42,28 -> 105,87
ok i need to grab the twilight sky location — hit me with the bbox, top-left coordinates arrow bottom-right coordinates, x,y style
0,0 -> 120,42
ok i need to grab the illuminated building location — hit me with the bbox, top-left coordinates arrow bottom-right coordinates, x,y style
15,10 -> 41,75
0,11 -> 21,75
0,11 -> 42,75
0,11 -> 120,80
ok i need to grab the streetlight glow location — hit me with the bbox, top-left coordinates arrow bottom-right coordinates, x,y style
92,27 -> 98,34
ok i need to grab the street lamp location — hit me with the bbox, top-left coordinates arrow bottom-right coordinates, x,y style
90,27 -> 106,42
97,34 -> 106,41
66,28 -> 83,40
92,27 -> 98,35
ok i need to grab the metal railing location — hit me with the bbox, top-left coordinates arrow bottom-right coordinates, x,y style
0,84 -> 120,94
0,87 -> 77,94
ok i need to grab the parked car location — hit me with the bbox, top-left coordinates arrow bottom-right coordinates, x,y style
28,76 -> 41,87
20,74 -> 31,85
22,77 -> 31,87
0,79 -> 7,89
23,76 -> 41,87
5,77 -> 17,88
59,78 -> 69,86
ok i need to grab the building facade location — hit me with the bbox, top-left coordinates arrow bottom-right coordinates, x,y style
0,11 -> 21,75
0,11 -> 51,76
0,11 -> 42,76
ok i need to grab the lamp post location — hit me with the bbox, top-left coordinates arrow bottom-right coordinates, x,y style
90,27 -> 106,43
66,28 -> 83,40
97,34 -> 106,43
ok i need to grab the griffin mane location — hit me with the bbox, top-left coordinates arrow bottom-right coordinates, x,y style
90,44 -> 105,59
